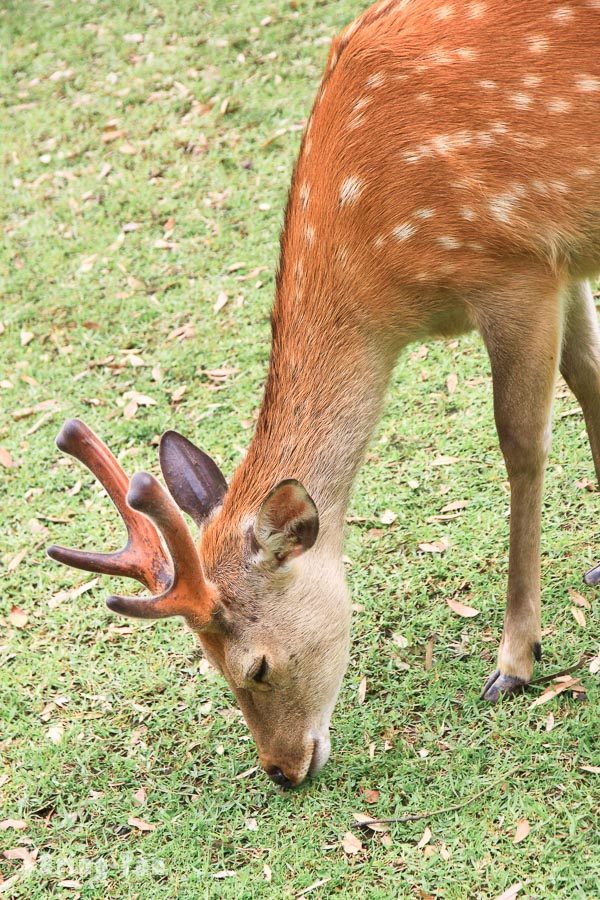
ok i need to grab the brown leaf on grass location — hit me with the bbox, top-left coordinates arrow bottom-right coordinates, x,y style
417,826 -> 432,849
352,813 -> 389,833
580,765 -> 600,774
0,448 -> 14,468
20,330 -> 34,346
440,499 -> 468,513
419,537 -> 449,554
571,607 -> 586,628
0,820 -> 27,831
424,634 -> 435,670
446,373 -> 458,395
446,597 -> 480,618
513,818 -> 530,844
133,787 -> 147,805
204,367 -> 238,383
529,675 -> 582,709
214,291 -> 229,313
6,548 -> 27,573
48,578 -> 99,609
379,509 -> 397,525
568,588 -> 590,609
363,789 -> 380,804
496,883 -> 522,900
127,816 -> 156,832
8,606 -> 28,628
170,385 -> 187,403
342,831 -> 362,855
357,676 -> 367,705
432,455 -> 459,466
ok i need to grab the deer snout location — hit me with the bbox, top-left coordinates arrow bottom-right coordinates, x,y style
260,730 -> 331,788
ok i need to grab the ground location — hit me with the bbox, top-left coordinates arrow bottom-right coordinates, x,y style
1,1 -> 599,897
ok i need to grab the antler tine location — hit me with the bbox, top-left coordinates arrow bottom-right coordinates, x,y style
106,472 -> 211,622
47,419 -> 171,592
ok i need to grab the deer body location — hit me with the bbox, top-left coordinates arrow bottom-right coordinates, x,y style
50,0 -> 600,787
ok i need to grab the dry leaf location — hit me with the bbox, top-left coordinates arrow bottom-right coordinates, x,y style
214,292 -> 229,313
47,724 -> 64,745
171,385 -> 187,403
446,373 -> 458,395
211,870 -> 236,879
363,789 -> 380,804
0,448 -> 14,468
417,826 -> 432,849
419,537 -> 449,554
263,864 -> 272,882
8,606 -> 28,628
342,831 -> 362,855
48,578 -> 99,609
441,499 -> 468,513
380,509 -> 397,525
545,712 -> 556,732
20,330 -> 34,346
513,818 -> 530,844
495,882 -> 522,900
358,676 -> 367,704
529,675 -> 581,709
0,820 -> 27,831
127,816 -> 156,832
133,787 -> 146,805
432,454 -> 459,466
392,633 -> 408,649
579,765 -> 600,774
589,653 -> 600,675
446,597 -> 480,618
571,607 -> 586,627
351,812 -> 389,833
568,588 -> 590,609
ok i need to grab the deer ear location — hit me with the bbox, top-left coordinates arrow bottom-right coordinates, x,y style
159,431 -> 227,527
253,479 -> 319,565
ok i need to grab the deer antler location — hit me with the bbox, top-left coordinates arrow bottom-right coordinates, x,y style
47,420 -> 212,623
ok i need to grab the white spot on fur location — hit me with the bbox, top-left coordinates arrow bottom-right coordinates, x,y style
299,182 -> 311,208
476,131 -> 495,146
393,222 -> 417,241
437,235 -> 461,250
460,207 -> 476,221
304,224 -> 315,245
576,75 -> 600,92
575,166 -> 594,177
492,122 -> 509,135
489,194 -> 517,223
415,207 -> 435,219
467,1 -> 487,16
436,3 -> 455,19
510,92 -> 533,108
551,6 -> 574,22
547,97 -> 571,113
467,241 -> 484,251
479,79 -> 497,90
455,47 -> 478,61
339,176 -> 363,206
417,92 -> 432,104
366,72 -> 385,88
523,74 -> 542,87
526,34 -> 550,53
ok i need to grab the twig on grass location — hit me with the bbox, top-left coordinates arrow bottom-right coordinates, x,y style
530,654 -> 591,686
354,763 -> 522,827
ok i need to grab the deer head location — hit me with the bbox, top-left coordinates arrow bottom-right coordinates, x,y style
48,420 -> 351,787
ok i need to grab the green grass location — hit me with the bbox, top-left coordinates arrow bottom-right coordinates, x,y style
1,1 -> 599,897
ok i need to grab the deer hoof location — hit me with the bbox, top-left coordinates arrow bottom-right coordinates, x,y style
480,669 -> 528,703
583,562 -> 600,586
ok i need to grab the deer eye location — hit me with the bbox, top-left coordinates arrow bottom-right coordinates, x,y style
249,655 -> 269,684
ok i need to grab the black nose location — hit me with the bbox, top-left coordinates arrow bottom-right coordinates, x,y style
267,767 -> 294,789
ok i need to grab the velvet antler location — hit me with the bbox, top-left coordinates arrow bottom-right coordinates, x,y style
47,420 -> 212,623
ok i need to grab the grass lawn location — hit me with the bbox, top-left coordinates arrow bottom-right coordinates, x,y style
1,1 -> 599,897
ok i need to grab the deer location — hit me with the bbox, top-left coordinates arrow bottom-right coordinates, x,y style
48,0 -> 600,788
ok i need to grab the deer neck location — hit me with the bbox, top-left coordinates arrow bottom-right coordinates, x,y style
224,283 -> 397,551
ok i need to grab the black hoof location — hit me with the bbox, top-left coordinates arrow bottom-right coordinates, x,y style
481,669 -> 528,703
583,563 -> 600,586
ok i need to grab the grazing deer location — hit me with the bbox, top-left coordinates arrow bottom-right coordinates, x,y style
49,0 -> 600,787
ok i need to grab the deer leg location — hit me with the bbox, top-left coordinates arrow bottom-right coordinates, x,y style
477,285 -> 563,702
559,280 -> 600,585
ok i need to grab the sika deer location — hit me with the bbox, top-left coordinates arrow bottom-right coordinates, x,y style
49,0 -> 600,786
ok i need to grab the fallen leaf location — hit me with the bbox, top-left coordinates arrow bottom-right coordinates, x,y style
0,448 -> 14,468
8,606 -> 28,628
545,712 -> 556,731
446,373 -> 458,395
133,787 -> 146,805
363,789 -> 380,804
446,597 -> 480,618
589,653 -> 600,675
296,879 -> 331,897
204,367 -> 238,383
379,509 -> 397,525
263,864 -> 272,882
440,499 -> 468,513
214,292 -> 229,313
127,816 -> 156,832
424,634 -> 435,670
342,831 -> 362,855
245,817 -> 258,831
47,724 -> 64,744
571,607 -> 586,627
20,330 -> 34,346
417,826 -> 432,849
419,537 -> 449,554
568,588 -> 590,609
495,882 -> 522,900
352,812 -> 389,833
48,578 -> 99,609
513,818 -> 530,844
529,675 -> 582,709
392,633 -> 408,649
432,455 -> 459,466
579,765 -> 600,774
211,870 -> 236,879
0,820 -> 27,831
358,676 -> 367,704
